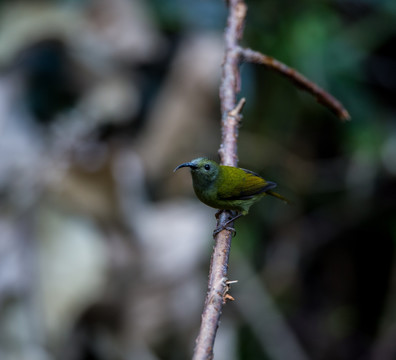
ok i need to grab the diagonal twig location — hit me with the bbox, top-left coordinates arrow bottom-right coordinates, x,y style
240,47 -> 351,120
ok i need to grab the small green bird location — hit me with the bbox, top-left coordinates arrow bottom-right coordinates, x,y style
174,157 -> 288,230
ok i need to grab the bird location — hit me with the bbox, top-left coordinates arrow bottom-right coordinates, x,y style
174,157 -> 289,234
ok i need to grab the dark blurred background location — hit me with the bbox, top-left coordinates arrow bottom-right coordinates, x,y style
0,0 -> 395,359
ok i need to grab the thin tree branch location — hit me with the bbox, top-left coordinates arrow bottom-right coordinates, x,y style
219,0 -> 247,167
193,0 -> 350,359
192,102 -> 245,360
240,47 -> 351,120
193,1 -> 247,358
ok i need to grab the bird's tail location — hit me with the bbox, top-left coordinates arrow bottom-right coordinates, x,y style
267,190 -> 291,204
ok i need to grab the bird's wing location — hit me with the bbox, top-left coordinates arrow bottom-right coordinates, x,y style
217,167 -> 277,201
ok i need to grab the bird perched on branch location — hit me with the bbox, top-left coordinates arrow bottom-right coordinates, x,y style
174,157 -> 289,233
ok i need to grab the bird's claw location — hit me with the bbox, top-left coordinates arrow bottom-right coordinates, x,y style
213,226 -> 236,238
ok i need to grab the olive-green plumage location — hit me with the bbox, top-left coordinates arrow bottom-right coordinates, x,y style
174,157 -> 288,216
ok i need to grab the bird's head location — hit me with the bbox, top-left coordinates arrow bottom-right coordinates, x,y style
174,157 -> 220,187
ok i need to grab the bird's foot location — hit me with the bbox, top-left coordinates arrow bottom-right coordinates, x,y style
215,210 -> 239,222
213,225 -> 236,238
213,211 -> 243,238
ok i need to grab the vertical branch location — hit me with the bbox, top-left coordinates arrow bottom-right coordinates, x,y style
219,0 -> 246,167
192,0 -> 349,359
192,100 -> 246,359
193,1 -> 246,360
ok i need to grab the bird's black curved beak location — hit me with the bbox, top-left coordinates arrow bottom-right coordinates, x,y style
173,162 -> 197,172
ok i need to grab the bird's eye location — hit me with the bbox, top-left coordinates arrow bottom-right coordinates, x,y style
204,164 -> 211,171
